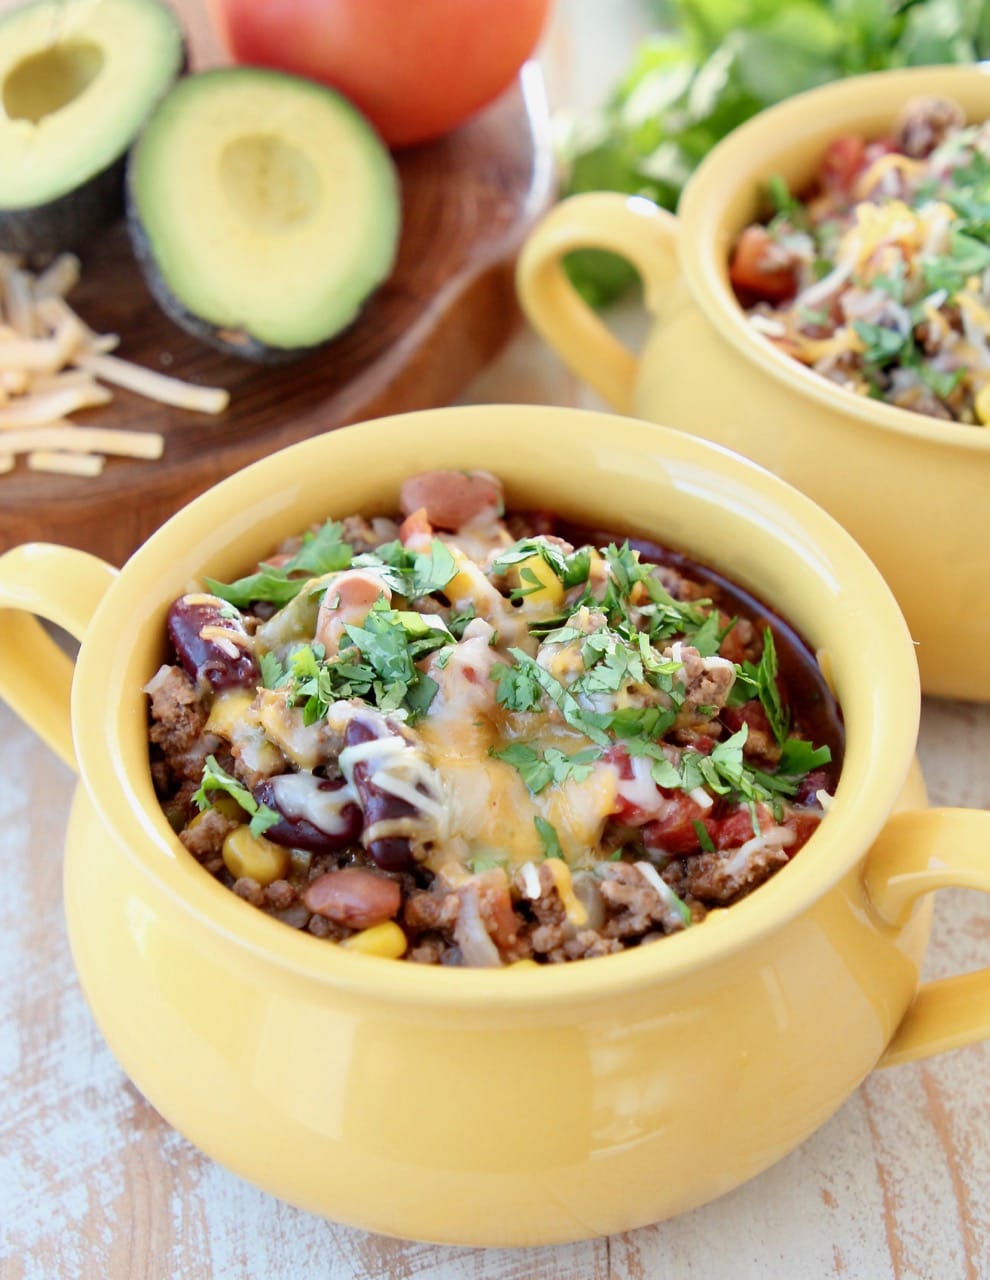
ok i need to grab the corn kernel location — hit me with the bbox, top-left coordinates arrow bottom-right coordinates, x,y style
504,958 -> 540,970
975,382 -> 990,425
340,921 -> 407,959
222,826 -> 289,886
515,554 -> 564,607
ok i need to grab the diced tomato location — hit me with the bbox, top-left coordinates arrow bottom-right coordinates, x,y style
728,226 -> 799,305
820,135 -> 867,194
786,809 -> 823,857
642,793 -> 714,856
710,807 -> 759,850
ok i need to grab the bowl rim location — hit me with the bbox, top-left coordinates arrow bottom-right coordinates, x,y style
677,62 -> 990,454
70,405 -> 921,1009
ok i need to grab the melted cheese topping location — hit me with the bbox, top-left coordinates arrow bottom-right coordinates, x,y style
269,772 -> 355,834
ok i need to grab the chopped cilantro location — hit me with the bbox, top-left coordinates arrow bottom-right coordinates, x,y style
491,659 -> 544,713
728,627 -> 789,746
917,362 -> 964,401
505,647 -> 611,746
491,538 -> 591,590
922,228 -> 990,295
447,604 -> 477,639
282,603 -> 451,725
258,650 -> 286,690
692,819 -> 716,853
853,320 -> 911,366
205,521 -> 353,608
491,742 -> 601,793
778,738 -> 832,775
352,538 -> 457,598
534,816 -> 565,860
193,755 -> 279,838
468,855 -> 507,875
766,173 -> 797,219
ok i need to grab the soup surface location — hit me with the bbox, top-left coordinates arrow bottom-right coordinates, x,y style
147,470 -> 841,966
730,95 -> 990,425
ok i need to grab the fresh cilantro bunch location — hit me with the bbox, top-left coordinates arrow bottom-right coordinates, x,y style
561,0 -> 990,306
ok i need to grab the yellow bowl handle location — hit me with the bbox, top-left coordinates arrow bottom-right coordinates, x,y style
515,192 -> 679,414
0,544 -> 118,774
865,808 -> 990,1066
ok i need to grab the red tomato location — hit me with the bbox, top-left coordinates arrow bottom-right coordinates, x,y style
729,226 -> 799,305
208,0 -> 552,147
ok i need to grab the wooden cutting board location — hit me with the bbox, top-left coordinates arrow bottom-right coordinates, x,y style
0,1 -> 553,565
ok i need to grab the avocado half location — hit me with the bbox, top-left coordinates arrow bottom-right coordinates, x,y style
0,0 -> 185,254
126,68 -> 402,362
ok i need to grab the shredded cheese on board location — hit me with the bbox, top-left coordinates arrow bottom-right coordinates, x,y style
0,253 -> 229,477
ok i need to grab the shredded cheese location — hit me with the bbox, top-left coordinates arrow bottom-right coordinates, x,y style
0,254 -> 229,479
0,424 -> 163,459
27,450 -> 104,477
74,351 -> 230,415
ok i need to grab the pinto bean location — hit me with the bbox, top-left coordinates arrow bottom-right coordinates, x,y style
303,867 -> 402,930
168,595 -> 259,692
344,718 -> 417,872
315,569 -> 391,655
398,469 -> 503,531
253,775 -> 362,853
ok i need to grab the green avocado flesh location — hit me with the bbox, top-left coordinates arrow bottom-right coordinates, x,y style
126,68 -> 402,358
0,0 -> 184,250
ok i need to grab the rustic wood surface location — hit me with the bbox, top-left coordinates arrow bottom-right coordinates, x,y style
1,3 -> 989,1279
0,0 -> 553,565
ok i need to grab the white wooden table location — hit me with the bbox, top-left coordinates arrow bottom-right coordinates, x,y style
2,4 -> 989,1277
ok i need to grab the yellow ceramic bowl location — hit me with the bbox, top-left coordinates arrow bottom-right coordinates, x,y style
517,65 -> 990,701
0,406 -> 988,1247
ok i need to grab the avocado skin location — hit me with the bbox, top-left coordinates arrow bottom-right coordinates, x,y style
0,154 -> 124,255
125,165 -> 365,366
0,34 -> 187,257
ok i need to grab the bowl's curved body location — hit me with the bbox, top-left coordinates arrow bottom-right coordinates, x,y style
6,404 -> 973,1246
65,768 -> 929,1247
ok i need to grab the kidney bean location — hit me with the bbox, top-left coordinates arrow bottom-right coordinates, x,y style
398,469 -> 503,531
168,595 -> 259,692
303,867 -> 402,930
344,718 -> 417,872
253,775 -> 362,854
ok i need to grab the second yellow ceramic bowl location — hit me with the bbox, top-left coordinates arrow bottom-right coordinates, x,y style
0,406 -> 988,1245
517,65 -> 990,700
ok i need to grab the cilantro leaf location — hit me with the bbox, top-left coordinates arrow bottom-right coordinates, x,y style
492,742 -> 602,794
258,651 -> 286,690
353,538 -> 458,598
534,816 -> 565,860
206,521 -> 353,608
778,738 -> 832,775
853,320 -> 910,366
193,755 -> 279,838
506,647 -> 611,746
491,659 -> 544,713
728,627 -> 789,745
